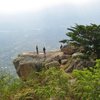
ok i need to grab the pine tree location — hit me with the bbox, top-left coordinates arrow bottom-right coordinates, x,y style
60,24 -> 100,58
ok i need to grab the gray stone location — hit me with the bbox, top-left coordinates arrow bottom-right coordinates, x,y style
72,52 -> 84,58
61,59 -> 68,65
45,61 -> 60,69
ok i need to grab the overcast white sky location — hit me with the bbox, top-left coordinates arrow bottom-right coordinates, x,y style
0,0 -> 95,14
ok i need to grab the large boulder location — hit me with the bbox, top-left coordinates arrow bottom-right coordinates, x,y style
13,54 -> 44,80
13,51 -> 65,80
61,45 -> 77,55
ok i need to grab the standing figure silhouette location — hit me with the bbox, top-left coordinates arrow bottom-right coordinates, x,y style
43,47 -> 46,54
36,45 -> 39,55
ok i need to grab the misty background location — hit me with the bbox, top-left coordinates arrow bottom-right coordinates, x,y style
0,0 -> 100,74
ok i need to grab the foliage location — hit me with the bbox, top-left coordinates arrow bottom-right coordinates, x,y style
0,72 -> 23,100
72,59 -> 100,100
15,67 -> 69,100
0,59 -> 100,100
60,24 -> 100,58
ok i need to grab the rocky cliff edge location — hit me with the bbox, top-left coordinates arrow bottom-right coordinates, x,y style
13,46 -> 95,80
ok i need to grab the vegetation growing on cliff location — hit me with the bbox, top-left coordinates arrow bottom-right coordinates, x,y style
0,59 -> 100,100
0,72 -> 23,100
72,59 -> 100,100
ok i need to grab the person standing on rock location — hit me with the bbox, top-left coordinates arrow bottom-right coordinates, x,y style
36,45 -> 39,55
60,44 -> 63,50
43,47 -> 46,57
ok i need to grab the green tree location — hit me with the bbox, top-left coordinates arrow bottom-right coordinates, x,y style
60,24 -> 100,58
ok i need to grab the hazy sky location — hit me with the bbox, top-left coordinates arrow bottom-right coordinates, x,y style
0,0 -> 96,14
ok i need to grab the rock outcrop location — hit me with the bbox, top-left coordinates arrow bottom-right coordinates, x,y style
65,57 -> 95,73
13,46 -> 95,80
61,45 -> 77,55
13,51 -> 64,80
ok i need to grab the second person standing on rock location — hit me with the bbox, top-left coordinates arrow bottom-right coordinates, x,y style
43,47 -> 46,57
36,45 -> 39,55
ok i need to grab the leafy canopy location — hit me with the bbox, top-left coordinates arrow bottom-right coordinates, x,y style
60,24 -> 100,58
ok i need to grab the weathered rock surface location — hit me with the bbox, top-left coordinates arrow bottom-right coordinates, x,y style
72,52 -> 84,58
61,59 -> 68,65
13,55 -> 43,80
13,51 -> 64,80
45,61 -> 60,69
13,46 -> 95,80
61,45 -> 77,55
65,58 -> 95,73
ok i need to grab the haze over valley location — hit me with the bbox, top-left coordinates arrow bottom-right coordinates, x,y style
0,0 -> 100,74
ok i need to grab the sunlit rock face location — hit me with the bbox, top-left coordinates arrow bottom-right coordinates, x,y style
13,51 -> 63,80
13,47 -> 95,80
